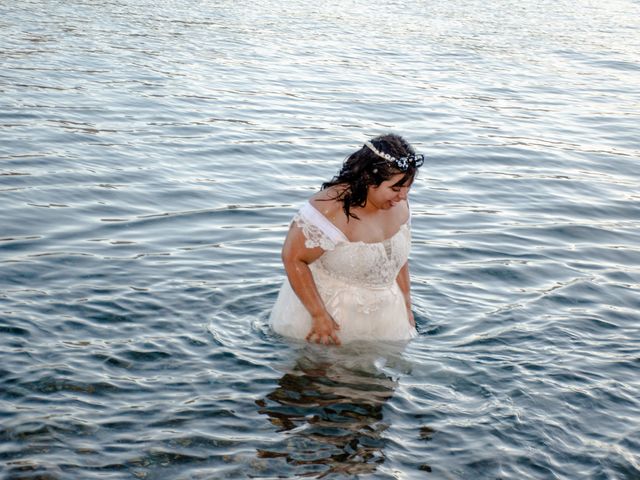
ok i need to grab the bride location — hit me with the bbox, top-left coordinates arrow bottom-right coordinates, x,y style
270,133 -> 424,345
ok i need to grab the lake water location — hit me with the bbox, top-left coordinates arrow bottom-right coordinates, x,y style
1,0 -> 640,478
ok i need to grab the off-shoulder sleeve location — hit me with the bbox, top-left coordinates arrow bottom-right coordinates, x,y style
293,202 -> 348,251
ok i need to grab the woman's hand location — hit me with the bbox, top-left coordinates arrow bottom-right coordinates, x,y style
397,262 -> 414,329
306,313 -> 341,345
407,305 -> 416,328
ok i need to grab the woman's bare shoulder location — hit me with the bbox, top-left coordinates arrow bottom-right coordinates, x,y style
397,199 -> 411,224
401,200 -> 411,223
309,187 -> 346,225
309,187 -> 341,213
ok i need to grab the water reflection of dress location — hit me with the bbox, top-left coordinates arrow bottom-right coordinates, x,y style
256,345 -> 401,477
270,202 -> 417,343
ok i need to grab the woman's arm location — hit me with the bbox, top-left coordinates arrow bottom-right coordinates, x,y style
282,222 -> 341,345
396,261 -> 415,328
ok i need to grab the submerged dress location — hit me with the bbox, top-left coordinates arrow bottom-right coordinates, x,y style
269,202 -> 417,343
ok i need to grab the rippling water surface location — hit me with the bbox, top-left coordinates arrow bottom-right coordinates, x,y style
1,0 -> 640,478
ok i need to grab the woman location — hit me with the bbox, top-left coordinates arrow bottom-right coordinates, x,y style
270,133 -> 424,345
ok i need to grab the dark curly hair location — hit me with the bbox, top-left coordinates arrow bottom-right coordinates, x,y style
321,133 -> 423,220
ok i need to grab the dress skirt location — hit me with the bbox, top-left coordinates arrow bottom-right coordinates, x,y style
270,264 -> 416,343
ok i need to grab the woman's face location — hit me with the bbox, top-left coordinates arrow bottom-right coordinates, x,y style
367,173 -> 413,210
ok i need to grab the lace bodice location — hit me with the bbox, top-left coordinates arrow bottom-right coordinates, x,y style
293,202 -> 411,288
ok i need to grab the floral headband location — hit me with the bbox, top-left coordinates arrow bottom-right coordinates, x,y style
364,141 -> 424,171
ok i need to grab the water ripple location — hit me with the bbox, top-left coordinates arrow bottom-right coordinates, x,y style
1,0 -> 640,478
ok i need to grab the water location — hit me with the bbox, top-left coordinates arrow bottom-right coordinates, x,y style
1,0 -> 639,478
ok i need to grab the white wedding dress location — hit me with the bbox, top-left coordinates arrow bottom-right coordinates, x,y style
270,202 -> 417,343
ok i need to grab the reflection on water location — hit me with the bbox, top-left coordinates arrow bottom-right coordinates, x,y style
256,344 -> 405,478
2,0 -> 640,477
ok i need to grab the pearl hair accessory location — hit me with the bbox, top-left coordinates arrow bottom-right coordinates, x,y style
364,141 -> 424,171
364,141 -> 395,162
